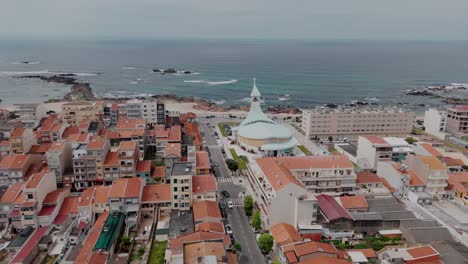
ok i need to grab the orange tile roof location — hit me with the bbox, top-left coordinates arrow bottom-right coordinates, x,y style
356,172 -> 383,184
417,155 -> 446,170
13,190 -> 24,205
346,249 -> 377,258
362,135 -> 390,146
406,245 -> 439,259
40,116 -> 57,131
270,223 -> 302,247
75,212 -> 109,264
103,152 -> 119,166
25,171 -> 48,189
380,177 -> 396,193
255,157 -> 304,191
152,166 -> 166,179
193,200 -> 222,222
43,188 -> 69,204
0,183 -> 24,204
62,125 -> 80,138
442,156 -> 465,167
299,256 -> 351,264
168,231 -> 231,255
119,140 -> 137,150
0,154 -> 29,170
87,138 -> 107,150
57,196 -> 80,215
165,143 -> 181,157
196,151 -> 210,170
195,221 -> 225,234
419,143 -> 442,157
109,177 -> 143,198
448,172 -> 468,193
184,122 -> 202,146
115,118 -> 146,130
142,184 -> 171,203
339,195 -> 368,210
169,125 -> 182,142
290,241 -> 338,257
79,187 -> 96,207
409,171 -> 425,187
10,127 -> 26,137
136,160 -> 151,173
29,143 -> 52,154
48,141 -> 66,151
89,252 -> 108,264
50,123 -> 63,133
192,175 -> 217,193
67,133 -> 89,143
184,240 -> 227,264
93,186 -> 111,204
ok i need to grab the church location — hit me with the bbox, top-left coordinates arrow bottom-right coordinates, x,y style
232,79 -> 297,156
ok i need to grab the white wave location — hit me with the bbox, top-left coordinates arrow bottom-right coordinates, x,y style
73,72 -> 98,76
136,78 -> 143,81
134,93 -> 153,97
278,97 -> 289,101
207,79 -> 238,85
130,81 -> 139,85
365,97 -> 380,101
284,94 -> 290,97
12,61 -> 41,65
240,97 -> 251,102
184,80 -> 206,83
0,70 -> 98,77
450,83 -> 468,86
114,90 -> 129,94
211,99 -> 226,105
122,66 -> 136,70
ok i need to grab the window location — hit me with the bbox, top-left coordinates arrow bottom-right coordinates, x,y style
27,194 -> 33,200
173,187 -> 178,192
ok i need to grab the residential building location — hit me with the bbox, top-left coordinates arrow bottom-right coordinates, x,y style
404,155 -> 448,196
381,245 -> 441,264
301,106 -> 414,139
378,161 -> 427,199
46,141 -> 73,188
0,183 -> 24,225
316,194 -> 354,233
62,102 -> 100,125
192,175 -> 217,201
73,137 -> 110,190
356,172 -> 384,189
108,177 -> 145,234
9,127 -> 36,154
36,115 -> 64,143
136,160 -> 152,183
445,105 -> 468,137
183,240 -> 237,264
170,162 -> 194,210
141,184 -> 171,219
20,171 -> 57,228
338,195 -> 368,212
356,136 -> 392,170
443,156 -> 465,172
0,154 -> 42,184
195,151 -> 210,175
165,143 -> 182,179
114,118 -> 147,158
447,172 -> 468,205
412,142 -> 442,157
37,188 -> 69,227
279,240 -> 341,264
117,141 -> 140,178
148,125 -> 181,159
92,185 -> 111,215
124,99 -> 165,124
14,103 -> 47,128
193,200 -> 222,228
424,108 -> 448,140
247,157 -> 318,228
0,140 -> 10,157
383,136 -> 414,161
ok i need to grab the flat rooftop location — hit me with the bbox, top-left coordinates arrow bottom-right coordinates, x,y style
172,162 -> 195,176
303,106 -> 410,115
169,210 -> 194,239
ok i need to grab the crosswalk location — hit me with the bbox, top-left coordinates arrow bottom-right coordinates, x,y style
217,177 -> 234,183
224,198 -> 243,206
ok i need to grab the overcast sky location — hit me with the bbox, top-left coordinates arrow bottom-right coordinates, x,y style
1,0 -> 468,40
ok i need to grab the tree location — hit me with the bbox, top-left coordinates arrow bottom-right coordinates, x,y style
119,236 -> 133,252
328,136 -> 334,142
243,195 -> 254,217
251,210 -> 261,230
226,159 -> 239,171
257,233 -> 274,254
405,137 -> 417,144
233,242 -> 241,252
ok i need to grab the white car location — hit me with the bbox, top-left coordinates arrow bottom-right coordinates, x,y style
228,200 -> 234,209
225,224 -> 233,235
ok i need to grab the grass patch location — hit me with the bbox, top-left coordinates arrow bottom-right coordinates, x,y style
298,145 -> 311,155
229,148 -> 248,170
148,241 -> 167,264
218,122 -> 239,137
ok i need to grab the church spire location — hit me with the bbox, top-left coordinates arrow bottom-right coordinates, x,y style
251,78 -> 261,98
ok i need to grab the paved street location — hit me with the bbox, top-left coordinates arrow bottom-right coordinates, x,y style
199,117 -> 265,264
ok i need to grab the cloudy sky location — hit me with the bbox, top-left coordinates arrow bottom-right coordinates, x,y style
1,0 -> 468,40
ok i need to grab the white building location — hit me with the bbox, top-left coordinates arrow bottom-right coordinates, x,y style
423,108 -> 448,140
125,99 -> 165,124
383,137 -> 414,161
356,136 -> 392,170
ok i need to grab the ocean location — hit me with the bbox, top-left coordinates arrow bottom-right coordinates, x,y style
0,39 -> 468,109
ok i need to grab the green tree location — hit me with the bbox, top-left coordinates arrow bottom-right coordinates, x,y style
119,236 -> 133,252
243,195 -> 254,217
226,159 -> 239,171
233,242 -> 241,252
405,137 -> 417,144
251,210 -> 262,230
257,233 -> 274,254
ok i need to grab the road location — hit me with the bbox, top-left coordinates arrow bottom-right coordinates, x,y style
199,118 -> 265,264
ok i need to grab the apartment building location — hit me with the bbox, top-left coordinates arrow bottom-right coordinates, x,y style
148,125 -> 181,158
124,99 -> 166,124
103,141 -> 139,183
404,155 -> 448,196
141,184 -> 171,219
424,108 -> 448,140
108,177 -> 145,234
114,118 -> 147,159
46,141 -> 73,187
0,183 -> 24,225
356,136 -> 393,170
9,127 -> 36,154
14,103 -> 47,128
62,102 -> 100,125
301,107 -> 414,139
136,160 -> 152,184
170,162 -> 194,210
20,171 -> 57,228
445,105 -> 468,137
92,185 -> 111,215
247,157 -> 318,228
0,154 -> 42,184
36,115 -> 67,143
195,151 -> 210,175
192,175 -> 217,201
73,138 -> 110,190
377,161 -> 426,199
102,103 -> 120,127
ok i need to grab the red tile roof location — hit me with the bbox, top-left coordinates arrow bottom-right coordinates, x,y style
11,227 -> 48,264
363,135 -> 390,146
442,156 -> 465,167
193,200 -> 222,222
79,187 -> 96,207
109,178 -> 143,198
299,256 -> 351,264
316,194 -> 353,221
419,143 -> 442,157
448,172 -> 468,193
168,231 -> 231,255
48,141 -> 66,151
115,118 -> 146,130
75,212 -> 109,264
25,171 -> 48,189
196,151 -> 210,170
356,172 -> 383,184
0,183 -> 24,204
285,241 -> 338,258
192,175 -> 217,193
165,143 -> 181,157
346,249 -> 377,258
54,196 -> 79,224
29,143 -> 52,154
103,152 -> 119,166
184,122 -> 202,146
93,186 -> 111,204
195,221 -> 225,234
62,125 -> 80,138
270,223 -> 302,247
38,205 -> 56,216
119,140 -> 137,150
142,184 -> 171,203
89,252 -> 108,264
10,127 -> 26,138
339,195 -> 368,210
152,166 -> 166,179
406,245 -> 439,260
87,138 -> 107,150
136,160 -> 152,173
0,154 -> 29,170
43,188 -> 69,204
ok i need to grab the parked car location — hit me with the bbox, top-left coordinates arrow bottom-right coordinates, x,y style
228,200 -> 234,209
252,227 -> 259,234
221,191 -> 231,197
214,162 -> 219,167
225,224 -> 233,236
